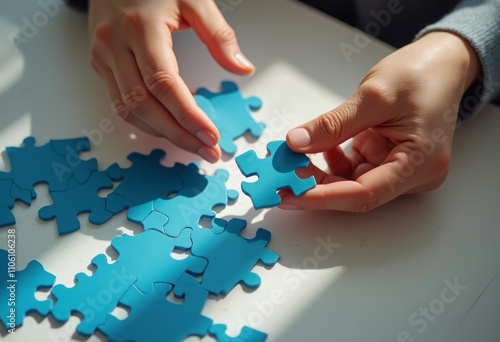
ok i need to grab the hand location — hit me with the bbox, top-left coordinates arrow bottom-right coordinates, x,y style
280,31 -> 481,212
88,0 -> 255,163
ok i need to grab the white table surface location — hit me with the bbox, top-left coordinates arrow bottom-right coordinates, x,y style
1,1 -> 500,341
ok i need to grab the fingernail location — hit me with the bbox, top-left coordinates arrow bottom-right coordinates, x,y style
197,146 -> 219,163
279,204 -> 301,210
288,128 -> 311,148
197,130 -> 218,147
235,52 -> 254,69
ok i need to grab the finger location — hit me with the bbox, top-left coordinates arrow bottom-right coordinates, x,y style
109,49 -> 221,162
279,150 -> 427,212
286,87 -> 388,154
126,18 -> 221,149
182,0 -> 255,75
323,146 -> 352,179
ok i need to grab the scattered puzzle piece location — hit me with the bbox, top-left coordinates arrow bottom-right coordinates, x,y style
235,140 -> 316,209
152,164 -> 238,236
98,274 -> 212,342
5,136 -> 97,198
105,149 -> 184,214
50,254 -> 136,336
195,81 -> 265,155
209,324 -> 268,342
38,171 -> 114,235
0,249 -> 55,329
190,218 -> 279,295
111,229 -> 207,294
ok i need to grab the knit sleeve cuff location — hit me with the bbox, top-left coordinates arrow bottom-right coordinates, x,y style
415,0 -> 500,120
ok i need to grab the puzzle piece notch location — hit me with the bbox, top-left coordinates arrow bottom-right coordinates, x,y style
0,178 -> 32,228
50,254 -> 136,336
111,229 -> 207,294
190,218 -> 279,295
105,149 -> 184,214
235,140 -> 316,209
209,324 -> 268,342
38,171 -> 115,235
195,80 -> 265,155
0,249 -> 56,329
152,164 -> 239,237
98,274 -> 212,342
5,136 -> 98,198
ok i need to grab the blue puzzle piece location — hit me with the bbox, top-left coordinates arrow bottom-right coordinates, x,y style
38,171 -> 115,235
0,177 -> 31,228
209,324 -> 268,342
111,229 -> 207,294
0,249 -> 55,329
50,254 -> 136,336
235,140 -> 316,209
195,81 -> 265,155
152,164 -> 238,236
98,274 -> 212,342
105,149 -> 184,214
5,137 -> 97,198
190,218 -> 279,295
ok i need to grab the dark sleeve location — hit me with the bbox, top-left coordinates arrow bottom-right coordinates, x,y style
65,0 -> 88,12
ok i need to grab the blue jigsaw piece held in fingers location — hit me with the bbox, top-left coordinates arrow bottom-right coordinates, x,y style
105,149 -> 184,215
190,218 -> 279,295
98,274 -> 212,342
50,254 -> 136,336
38,171 -> 115,235
0,249 -> 56,329
235,140 -> 316,209
195,81 -> 265,155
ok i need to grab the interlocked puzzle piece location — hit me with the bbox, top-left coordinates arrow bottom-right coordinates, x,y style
0,176 -> 31,228
195,80 -> 265,155
111,229 -> 207,294
38,171 -> 114,235
5,136 -> 97,198
50,254 -> 136,336
190,218 -> 279,295
209,324 -> 268,342
0,249 -> 55,329
148,164 -> 238,237
105,149 -> 184,214
98,274 -> 212,342
235,140 -> 316,209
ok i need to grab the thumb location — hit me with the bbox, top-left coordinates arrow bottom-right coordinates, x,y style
286,93 -> 378,153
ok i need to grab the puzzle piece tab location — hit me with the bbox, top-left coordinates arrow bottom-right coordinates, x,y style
195,81 -> 265,155
190,218 -> 279,295
105,149 -> 184,214
0,249 -> 55,329
50,254 -> 136,336
38,171 -> 114,235
209,324 -> 268,342
235,140 -> 316,209
98,274 -> 212,342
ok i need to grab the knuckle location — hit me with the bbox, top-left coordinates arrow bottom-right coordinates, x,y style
358,79 -> 397,109
144,70 -> 177,97
212,24 -> 237,46
351,192 -> 380,213
122,10 -> 147,33
122,87 -> 148,116
170,132 -> 192,148
93,22 -> 113,46
316,111 -> 344,142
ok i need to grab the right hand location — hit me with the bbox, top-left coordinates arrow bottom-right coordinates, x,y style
88,0 -> 255,163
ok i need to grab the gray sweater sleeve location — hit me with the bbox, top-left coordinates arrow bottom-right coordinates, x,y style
416,0 -> 500,120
